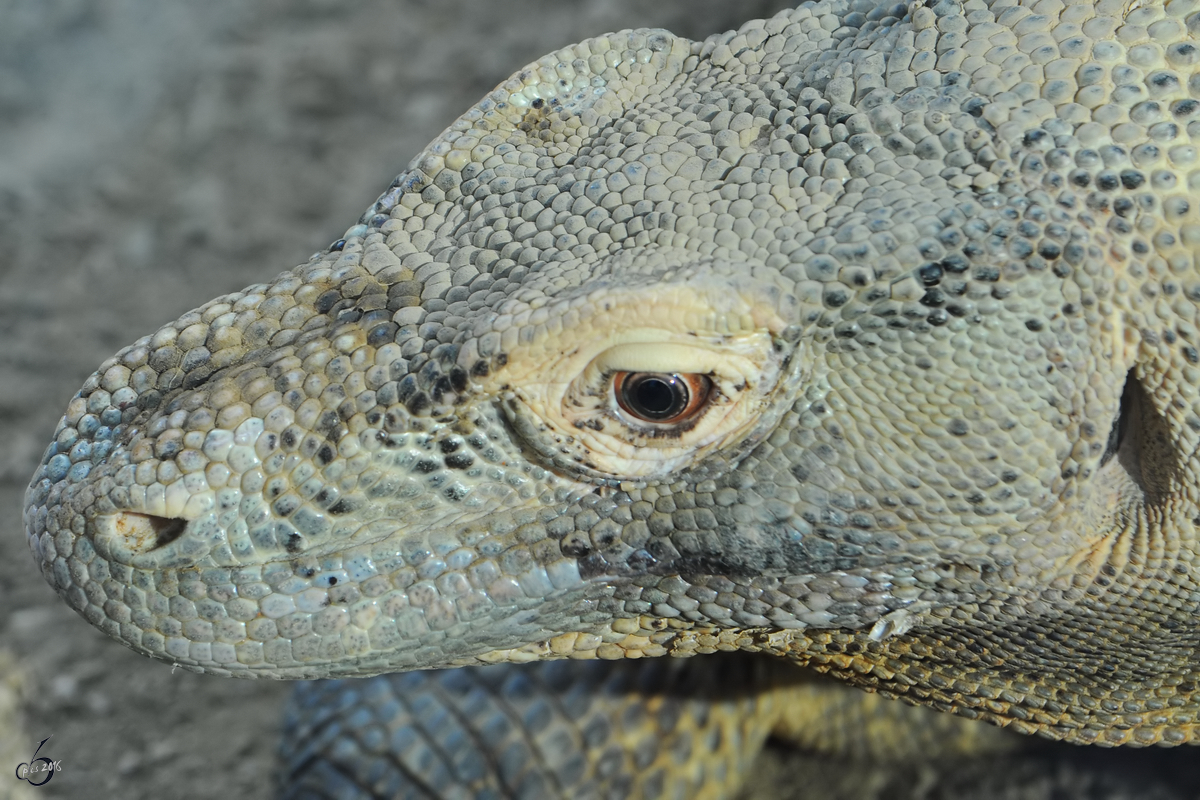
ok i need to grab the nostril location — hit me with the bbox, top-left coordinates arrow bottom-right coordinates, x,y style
147,515 -> 188,548
109,513 -> 188,552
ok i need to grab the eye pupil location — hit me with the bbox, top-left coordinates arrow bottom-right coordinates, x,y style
615,372 -> 710,423
632,375 -> 682,418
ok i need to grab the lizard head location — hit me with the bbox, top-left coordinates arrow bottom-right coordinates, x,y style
25,2 -> 1200,744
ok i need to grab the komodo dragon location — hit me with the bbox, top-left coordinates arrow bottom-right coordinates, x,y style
22,0 -> 1200,796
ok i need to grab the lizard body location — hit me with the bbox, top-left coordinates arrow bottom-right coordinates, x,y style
23,0 -> 1200,795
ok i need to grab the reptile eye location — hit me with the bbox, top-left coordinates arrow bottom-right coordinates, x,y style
614,372 -> 712,424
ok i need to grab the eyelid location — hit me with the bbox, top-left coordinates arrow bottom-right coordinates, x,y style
593,343 -> 732,375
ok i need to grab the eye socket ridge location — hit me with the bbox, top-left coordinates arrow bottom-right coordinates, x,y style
613,371 -> 713,425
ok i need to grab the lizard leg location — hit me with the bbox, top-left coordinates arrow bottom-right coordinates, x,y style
765,673 -> 1019,762
277,655 -> 779,800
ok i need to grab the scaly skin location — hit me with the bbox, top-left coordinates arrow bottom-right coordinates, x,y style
23,0 -> 1200,794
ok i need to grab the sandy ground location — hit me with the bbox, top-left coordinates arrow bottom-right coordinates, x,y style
1,2 -> 1198,799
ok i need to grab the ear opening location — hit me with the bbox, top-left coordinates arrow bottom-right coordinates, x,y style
1109,369 -> 1178,500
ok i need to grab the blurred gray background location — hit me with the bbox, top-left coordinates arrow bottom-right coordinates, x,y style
0,2 -> 1197,798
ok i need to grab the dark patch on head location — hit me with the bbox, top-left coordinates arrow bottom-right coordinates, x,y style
328,499 -> 354,515
591,527 -> 619,549
356,293 -> 388,314
315,290 -> 342,314
834,324 -> 859,339
918,262 -> 944,286
1022,129 -> 1048,147
940,254 -> 969,273
431,375 -> 453,403
145,516 -> 187,550
316,444 -> 335,465
285,533 -> 304,553
1096,171 -> 1120,192
315,410 -> 342,438
445,452 -> 474,470
920,289 -> 945,307
406,392 -> 431,414
1120,170 -> 1145,190
576,553 -> 609,579
414,459 -> 439,474
560,532 -> 592,558
387,295 -> 421,314
135,390 -> 163,414
1172,98 -> 1199,117
449,366 -> 469,393
1038,241 -> 1062,260
824,289 -> 850,308
444,484 -> 469,501
367,322 -> 399,348
626,549 -> 658,571
182,367 -> 213,390
1151,72 -> 1179,90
